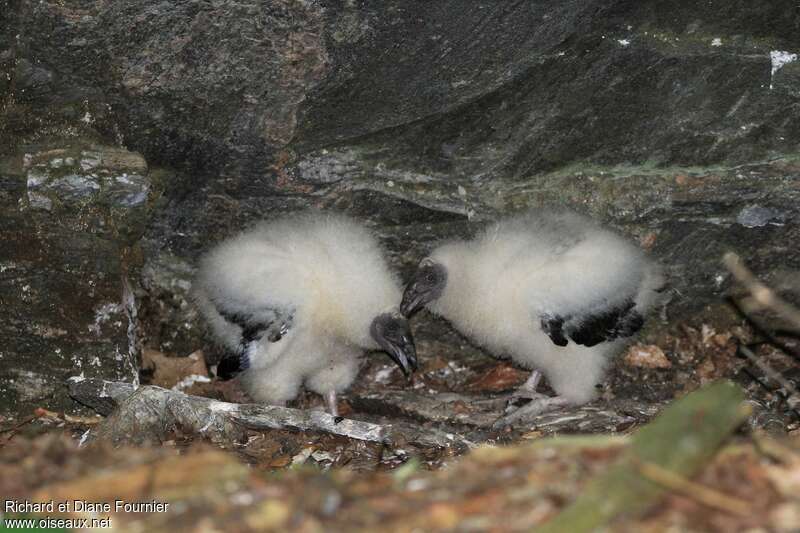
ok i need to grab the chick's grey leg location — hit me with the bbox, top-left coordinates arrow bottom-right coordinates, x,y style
519,370 -> 543,394
324,390 -> 339,417
493,396 -> 571,429
506,369 -> 543,405
494,369 -> 571,429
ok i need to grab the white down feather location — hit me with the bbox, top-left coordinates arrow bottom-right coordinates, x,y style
426,210 -> 664,404
194,212 -> 402,405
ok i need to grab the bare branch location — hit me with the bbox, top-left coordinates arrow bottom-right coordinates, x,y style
736,344 -> 800,409
68,377 -> 471,450
634,459 -> 749,516
537,381 -> 751,532
723,252 -> 800,332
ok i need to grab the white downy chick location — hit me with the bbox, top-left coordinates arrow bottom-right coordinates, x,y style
194,211 -> 416,416
401,210 -> 664,426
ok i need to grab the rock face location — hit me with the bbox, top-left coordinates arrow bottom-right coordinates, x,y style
1,1 -> 799,416
0,144 -> 153,414
4,1 -> 800,179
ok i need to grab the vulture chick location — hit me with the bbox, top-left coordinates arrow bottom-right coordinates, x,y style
194,212 -> 416,416
401,210 -> 664,426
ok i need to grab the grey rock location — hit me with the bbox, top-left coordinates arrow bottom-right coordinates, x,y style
5,369 -> 58,403
0,144 -> 154,416
737,205 -> 787,228
23,146 -> 151,211
26,167 -> 102,210
294,150 -> 358,184
138,248 -> 198,356
109,174 -> 150,208
1,1 -> 799,433
48,174 -> 101,199
79,152 -> 102,172
3,1 -> 799,183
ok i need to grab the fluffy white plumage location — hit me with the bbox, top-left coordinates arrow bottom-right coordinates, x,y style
402,210 -> 664,421
194,212 -> 415,413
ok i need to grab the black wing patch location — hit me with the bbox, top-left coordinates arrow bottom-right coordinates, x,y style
216,354 -> 246,380
213,305 -> 294,379
540,299 -> 644,348
540,315 -> 569,347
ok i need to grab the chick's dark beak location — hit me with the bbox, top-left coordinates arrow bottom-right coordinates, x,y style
385,330 -> 417,377
371,314 -> 418,377
401,281 -> 425,317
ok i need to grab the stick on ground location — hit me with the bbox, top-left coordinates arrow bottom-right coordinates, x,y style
67,377 -> 471,449
723,252 -> 800,332
537,380 -> 751,533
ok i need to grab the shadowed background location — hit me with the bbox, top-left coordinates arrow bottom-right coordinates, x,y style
1,0 -> 799,415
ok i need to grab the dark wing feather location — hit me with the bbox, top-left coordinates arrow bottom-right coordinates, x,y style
216,354 -> 246,380
213,304 -> 294,379
540,299 -> 643,348
540,315 -> 569,346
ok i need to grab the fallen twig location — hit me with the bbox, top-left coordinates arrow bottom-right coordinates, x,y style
723,252 -> 800,332
724,252 -> 800,421
34,407 -> 103,425
634,458 -> 750,516
68,377 -> 471,449
350,389 -> 656,433
728,297 -> 800,362
0,414 -> 37,445
0,415 -> 35,434
752,430 -> 800,465
738,365 -> 800,427
538,381 -> 751,533
735,343 -> 800,410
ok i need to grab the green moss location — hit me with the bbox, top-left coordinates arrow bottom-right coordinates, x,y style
529,152 -> 800,181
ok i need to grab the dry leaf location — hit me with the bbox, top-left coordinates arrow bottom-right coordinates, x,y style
696,358 -> 717,381
142,348 -> 208,389
466,363 -> 528,392
701,324 -> 716,346
640,232 -> 657,250
624,344 -> 672,369
765,461 -> 800,497
770,503 -> 800,532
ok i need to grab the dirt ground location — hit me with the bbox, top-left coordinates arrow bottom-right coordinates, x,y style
3,307 -> 800,531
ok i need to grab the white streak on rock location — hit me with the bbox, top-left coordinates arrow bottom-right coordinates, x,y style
78,429 -> 91,448
172,374 -> 212,391
122,276 -> 141,388
208,400 -> 239,413
770,50 -> 797,89
375,366 -> 397,383
89,302 -> 123,335
291,447 -> 314,465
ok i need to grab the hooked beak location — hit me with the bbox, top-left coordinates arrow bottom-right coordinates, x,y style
371,313 -> 419,377
384,332 -> 418,377
401,282 -> 426,317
